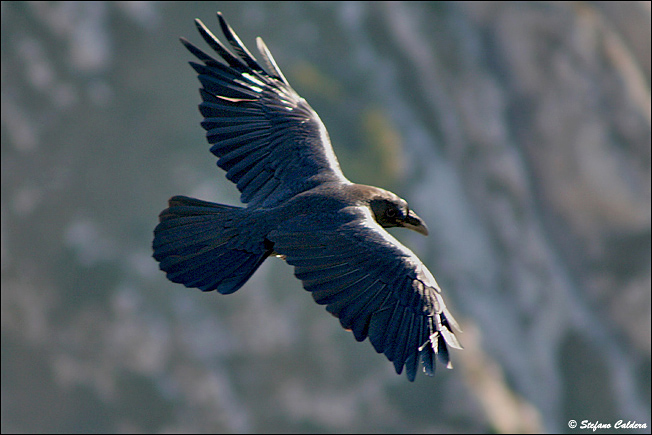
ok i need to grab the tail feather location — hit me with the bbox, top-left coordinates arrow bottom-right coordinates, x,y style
154,224 -> 235,259
153,195 -> 271,294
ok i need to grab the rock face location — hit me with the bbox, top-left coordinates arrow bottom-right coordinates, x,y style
1,2 -> 649,433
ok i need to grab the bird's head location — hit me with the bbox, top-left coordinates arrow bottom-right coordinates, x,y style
367,189 -> 429,236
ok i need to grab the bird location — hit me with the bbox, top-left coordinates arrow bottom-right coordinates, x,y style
153,12 -> 461,381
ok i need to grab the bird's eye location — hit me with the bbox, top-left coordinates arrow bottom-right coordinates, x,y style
386,208 -> 397,218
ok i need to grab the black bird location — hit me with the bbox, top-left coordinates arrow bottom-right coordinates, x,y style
153,13 -> 461,381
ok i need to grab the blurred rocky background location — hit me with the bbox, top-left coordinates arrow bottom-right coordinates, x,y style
1,1 -> 650,433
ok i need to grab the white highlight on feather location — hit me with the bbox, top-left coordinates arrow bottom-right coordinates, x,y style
240,72 -> 265,93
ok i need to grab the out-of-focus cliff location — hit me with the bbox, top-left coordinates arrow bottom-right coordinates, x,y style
2,2 -> 649,433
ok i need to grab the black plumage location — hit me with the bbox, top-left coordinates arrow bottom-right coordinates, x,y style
153,12 -> 461,381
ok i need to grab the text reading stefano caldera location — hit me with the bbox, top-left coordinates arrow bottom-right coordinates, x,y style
568,420 -> 647,431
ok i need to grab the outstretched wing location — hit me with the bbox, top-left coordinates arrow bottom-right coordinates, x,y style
268,207 -> 461,381
181,13 -> 348,208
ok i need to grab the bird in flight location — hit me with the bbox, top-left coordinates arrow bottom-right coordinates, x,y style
153,12 -> 461,381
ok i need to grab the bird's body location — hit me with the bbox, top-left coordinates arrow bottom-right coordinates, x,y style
153,12 -> 461,381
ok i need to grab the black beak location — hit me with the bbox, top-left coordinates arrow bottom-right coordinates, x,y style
402,210 -> 429,236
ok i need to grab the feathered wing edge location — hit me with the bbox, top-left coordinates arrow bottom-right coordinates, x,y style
270,210 -> 462,381
179,13 -> 349,208
179,12 -> 289,86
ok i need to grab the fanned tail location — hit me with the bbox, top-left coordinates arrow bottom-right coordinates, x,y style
153,196 -> 272,294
